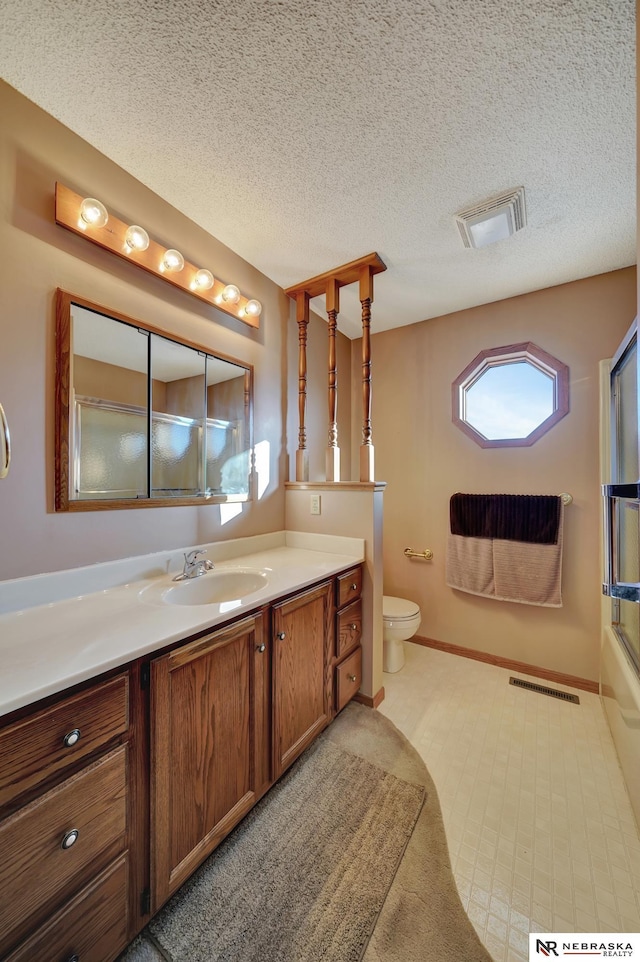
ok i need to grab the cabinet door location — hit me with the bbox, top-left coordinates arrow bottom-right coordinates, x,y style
272,581 -> 333,779
151,615 -> 268,908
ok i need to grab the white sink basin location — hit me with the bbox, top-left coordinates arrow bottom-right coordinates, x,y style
141,568 -> 269,606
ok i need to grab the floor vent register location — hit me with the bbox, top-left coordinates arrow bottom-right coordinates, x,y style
509,676 -> 580,704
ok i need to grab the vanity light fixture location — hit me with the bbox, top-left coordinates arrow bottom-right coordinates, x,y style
54,183 -> 262,329
244,299 -> 263,318
455,186 -> 527,249
193,269 -> 214,291
161,249 -> 185,273
221,284 -> 240,304
79,197 -> 108,228
124,225 -> 150,252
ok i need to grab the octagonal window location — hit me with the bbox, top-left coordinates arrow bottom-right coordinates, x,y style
453,342 -> 569,448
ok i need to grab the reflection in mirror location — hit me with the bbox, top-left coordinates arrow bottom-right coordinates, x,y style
55,290 -> 253,510
72,307 -> 149,499
206,358 -> 250,496
150,335 -> 205,497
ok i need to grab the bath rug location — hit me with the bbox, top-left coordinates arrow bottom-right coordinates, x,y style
147,737 -> 425,962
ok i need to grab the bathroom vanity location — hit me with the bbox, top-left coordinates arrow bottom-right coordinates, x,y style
0,541 -> 364,962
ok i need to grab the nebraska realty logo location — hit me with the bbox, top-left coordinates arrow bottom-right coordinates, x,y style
529,934 -> 640,959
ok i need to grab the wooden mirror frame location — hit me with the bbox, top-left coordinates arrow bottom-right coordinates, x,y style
55,289 -> 254,511
452,341 -> 569,448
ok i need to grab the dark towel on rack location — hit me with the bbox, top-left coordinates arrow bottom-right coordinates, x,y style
450,493 -> 561,545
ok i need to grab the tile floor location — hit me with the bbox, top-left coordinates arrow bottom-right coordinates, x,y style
378,643 -> 640,962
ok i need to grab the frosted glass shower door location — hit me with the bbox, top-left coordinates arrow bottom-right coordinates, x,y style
75,402 -> 146,498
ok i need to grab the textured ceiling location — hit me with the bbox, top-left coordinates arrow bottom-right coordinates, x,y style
0,0 -> 635,337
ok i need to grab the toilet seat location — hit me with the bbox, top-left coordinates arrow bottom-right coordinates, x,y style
383,595 -> 420,621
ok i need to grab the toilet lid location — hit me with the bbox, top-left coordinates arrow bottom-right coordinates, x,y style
383,595 -> 420,620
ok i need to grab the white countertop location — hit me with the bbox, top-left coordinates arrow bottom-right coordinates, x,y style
0,534 -> 364,718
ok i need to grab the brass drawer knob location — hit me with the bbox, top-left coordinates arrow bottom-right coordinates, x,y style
61,828 -> 79,850
347,674 -> 357,683
350,583 -> 358,591
63,728 -> 81,748
350,623 -> 358,630
256,643 -> 266,652
277,631 -> 286,640
67,955 -> 79,962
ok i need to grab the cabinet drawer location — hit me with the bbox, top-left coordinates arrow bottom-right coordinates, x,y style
0,673 -> 129,809
5,853 -> 129,962
0,745 -> 127,953
336,599 -> 362,659
335,647 -> 362,713
336,567 -> 362,608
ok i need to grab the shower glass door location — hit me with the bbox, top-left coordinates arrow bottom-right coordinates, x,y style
604,318 -> 640,673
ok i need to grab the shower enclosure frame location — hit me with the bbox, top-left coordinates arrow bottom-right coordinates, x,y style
603,316 -> 640,676
600,316 -> 640,829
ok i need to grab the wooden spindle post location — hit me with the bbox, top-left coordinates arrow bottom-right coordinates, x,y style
285,253 -> 385,484
326,277 -> 340,482
359,266 -> 374,482
296,292 -> 310,481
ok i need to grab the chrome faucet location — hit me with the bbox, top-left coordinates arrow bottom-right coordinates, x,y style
173,549 -> 215,581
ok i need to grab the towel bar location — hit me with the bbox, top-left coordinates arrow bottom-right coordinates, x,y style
404,547 -> 433,561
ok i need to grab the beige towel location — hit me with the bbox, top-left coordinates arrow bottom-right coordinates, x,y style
446,535 -> 495,596
446,507 -> 564,608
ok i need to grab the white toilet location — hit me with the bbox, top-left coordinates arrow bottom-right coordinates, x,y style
382,595 -> 422,673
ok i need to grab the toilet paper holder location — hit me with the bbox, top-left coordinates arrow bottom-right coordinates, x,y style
404,547 -> 433,561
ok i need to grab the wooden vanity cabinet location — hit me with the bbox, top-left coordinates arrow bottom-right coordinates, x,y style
150,613 -> 270,909
0,673 -> 131,962
271,581 -> 334,779
0,563 -> 363,962
334,566 -> 363,713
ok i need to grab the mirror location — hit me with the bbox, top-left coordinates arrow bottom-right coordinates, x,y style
55,290 -> 253,510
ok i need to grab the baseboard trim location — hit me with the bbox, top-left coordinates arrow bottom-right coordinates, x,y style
354,686 -> 386,709
411,636 -> 598,694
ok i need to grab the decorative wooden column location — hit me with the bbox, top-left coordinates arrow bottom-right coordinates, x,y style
359,265 -> 374,482
285,252 -> 386,483
326,278 -> 340,482
295,292 -> 310,481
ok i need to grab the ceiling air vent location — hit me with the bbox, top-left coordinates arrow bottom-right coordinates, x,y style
456,186 -> 526,249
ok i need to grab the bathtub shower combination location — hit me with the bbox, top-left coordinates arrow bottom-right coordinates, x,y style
601,316 -> 640,826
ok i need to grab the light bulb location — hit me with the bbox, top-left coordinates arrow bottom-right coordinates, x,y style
244,299 -> 262,317
193,269 -> 214,290
221,284 -> 240,304
124,225 -> 150,252
162,249 -> 184,272
79,197 -> 108,228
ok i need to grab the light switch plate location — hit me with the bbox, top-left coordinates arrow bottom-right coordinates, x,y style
310,494 -> 321,515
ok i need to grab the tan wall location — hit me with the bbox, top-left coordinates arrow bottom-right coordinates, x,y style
287,307 -> 352,481
208,377 -> 245,423
0,81 -> 289,580
74,356 -> 148,407
369,268 -> 636,683
163,375 -> 205,418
